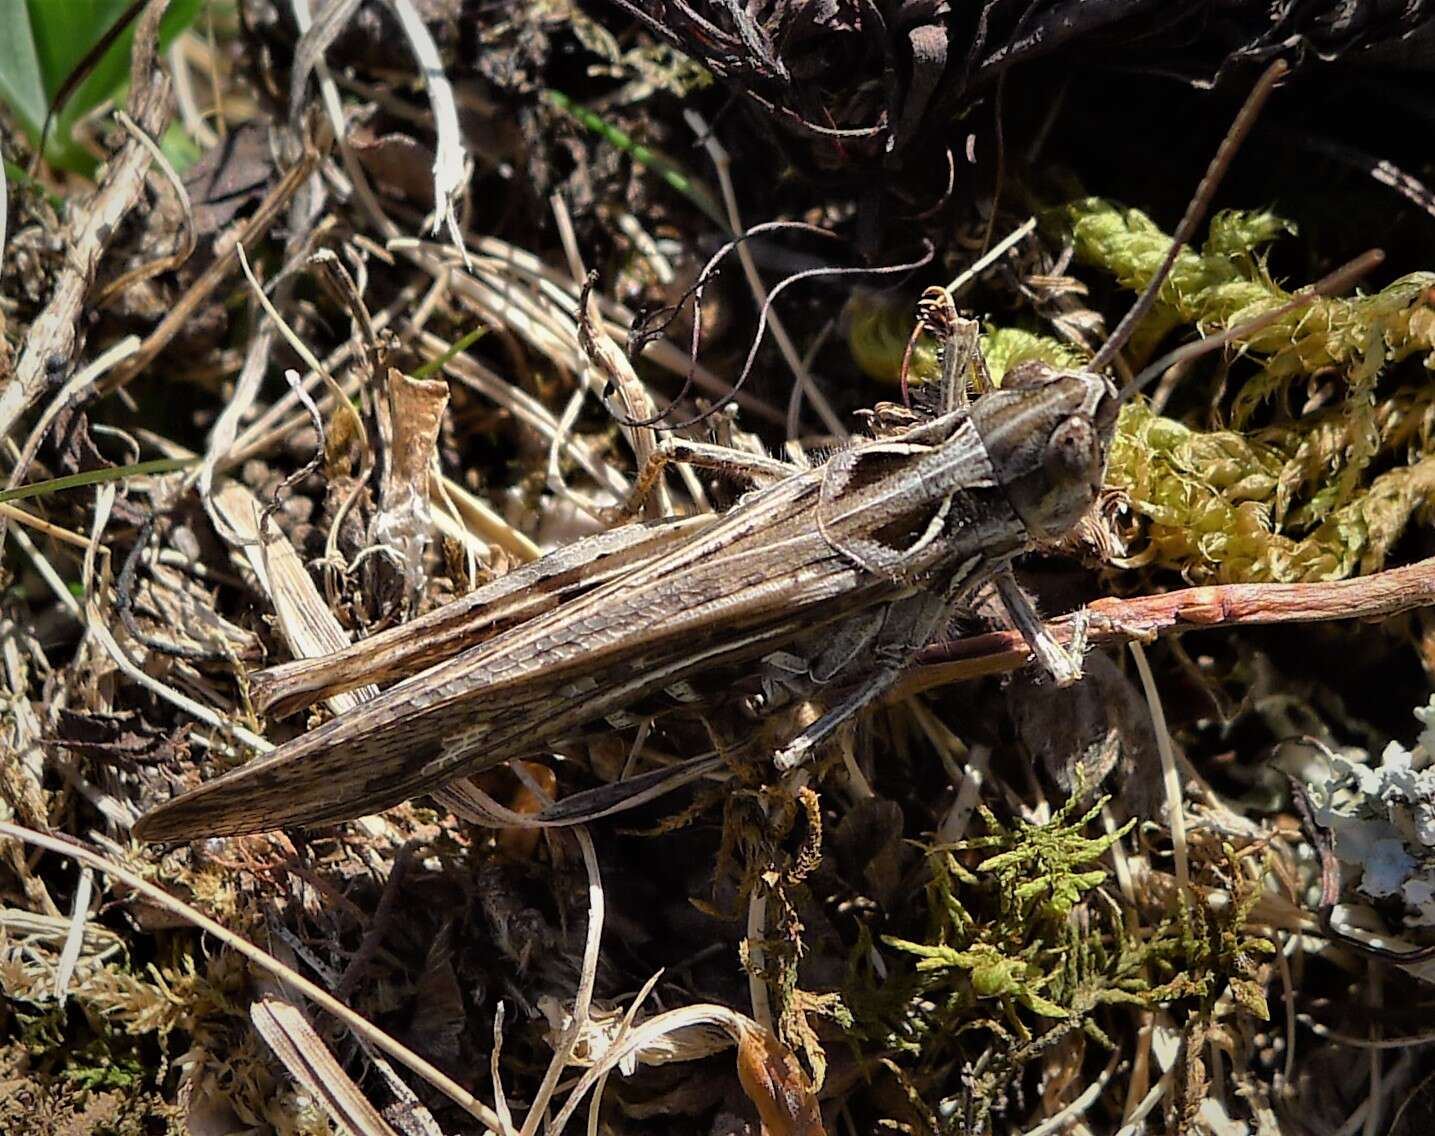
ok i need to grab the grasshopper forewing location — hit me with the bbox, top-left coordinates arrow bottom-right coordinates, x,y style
134,60 -> 1374,843
247,513 -> 716,718
136,401 -> 1035,840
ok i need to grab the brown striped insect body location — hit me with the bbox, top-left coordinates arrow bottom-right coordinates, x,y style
133,61 -> 1373,842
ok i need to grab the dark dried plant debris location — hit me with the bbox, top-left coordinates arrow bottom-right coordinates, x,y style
3,2 -> 1435,1135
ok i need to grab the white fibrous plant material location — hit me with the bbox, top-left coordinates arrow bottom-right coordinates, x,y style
1314,696 -> 1435,925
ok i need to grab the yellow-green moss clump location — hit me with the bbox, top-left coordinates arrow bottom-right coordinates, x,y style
1110,398 -> 1435,582
849,202 -> 1435,583
1061,200 -> 1435,418
845,290 -> 1081,388
1066,198 -> 1435,581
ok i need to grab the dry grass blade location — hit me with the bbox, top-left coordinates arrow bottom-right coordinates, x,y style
212,481 -> 378,714
385,0 -> 468,257
521,824 -> 604,1136
51,867 -> 93,1002
0,149 -> 8,275
1130,641 -> 1189,895
394,237 -> 786,426
251,993 -> 402,1136
430,473 -> 541,562
0,821 -> 506,1132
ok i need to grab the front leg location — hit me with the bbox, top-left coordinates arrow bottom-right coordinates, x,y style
616,439 -> 798,520
993,566 -> 1085,687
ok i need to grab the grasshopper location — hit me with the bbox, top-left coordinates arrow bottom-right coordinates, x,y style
133,62 -> 1371,843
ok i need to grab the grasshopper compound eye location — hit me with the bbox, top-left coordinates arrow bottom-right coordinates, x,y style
1044,414 -> 1100,489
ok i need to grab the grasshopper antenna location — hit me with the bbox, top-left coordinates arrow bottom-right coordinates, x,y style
1089,60 -> 1289,377
1095,248 -> 1385,429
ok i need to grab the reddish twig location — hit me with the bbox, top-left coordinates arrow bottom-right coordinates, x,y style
900,556 -> 1435,696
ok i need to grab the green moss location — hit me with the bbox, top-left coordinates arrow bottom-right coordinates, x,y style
846,291 -> 1081,388
874,795 -> 1138,1044
847,795 -> 1279,1124
1109,397 -> 1435,582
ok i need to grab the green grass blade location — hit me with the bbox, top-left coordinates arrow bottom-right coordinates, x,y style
0,0 -> 202,173
48,0 -> 202,157
413,326 -> 487,379
0,457 -> 196,505
0,0 -> 46,141
546,88 -> 727,228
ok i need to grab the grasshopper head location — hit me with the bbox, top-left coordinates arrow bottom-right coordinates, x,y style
970,362 -> 1114,541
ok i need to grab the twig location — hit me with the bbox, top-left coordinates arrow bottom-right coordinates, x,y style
554,195 -> 674,518
0,502 -> 92,549
573,267 -> 672,519
946,216 -> 1037,299
99,151 -> 321,396
1,4 -> 171,440
902,557 -> 1435,696
115,512 -> 228,662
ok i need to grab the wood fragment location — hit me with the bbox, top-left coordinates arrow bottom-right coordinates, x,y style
0,1 -> 172,440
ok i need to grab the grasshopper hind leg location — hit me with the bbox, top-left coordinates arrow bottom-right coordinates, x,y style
747,610 -> 888,717
770,591 -> 952,773
772,664 -> 907,772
